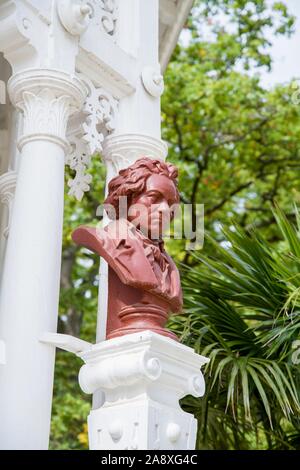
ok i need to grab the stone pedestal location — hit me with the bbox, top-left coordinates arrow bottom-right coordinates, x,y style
78,330 -> 209,450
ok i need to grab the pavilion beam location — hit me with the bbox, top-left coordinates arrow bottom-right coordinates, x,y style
159,0 -> 194,72
77,32 -> 137,99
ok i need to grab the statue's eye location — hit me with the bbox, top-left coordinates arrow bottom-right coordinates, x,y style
147,192 -> 160,202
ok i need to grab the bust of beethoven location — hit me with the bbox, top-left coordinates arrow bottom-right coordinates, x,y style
72,157 -> 182,341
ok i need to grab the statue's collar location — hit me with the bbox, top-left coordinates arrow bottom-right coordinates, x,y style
123,219 -> 165,252
143,235 -> 165,252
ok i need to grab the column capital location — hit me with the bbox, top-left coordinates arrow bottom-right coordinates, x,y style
102,133 -> 168,175
8,69 -> 88,151
77,331 -> 209,450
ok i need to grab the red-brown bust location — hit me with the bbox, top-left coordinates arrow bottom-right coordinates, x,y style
72,157 -> 183,340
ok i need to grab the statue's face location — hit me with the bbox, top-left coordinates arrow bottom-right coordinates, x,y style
128,173 -> 178,239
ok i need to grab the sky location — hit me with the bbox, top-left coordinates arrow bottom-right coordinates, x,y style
179,0 -> 300,89
261,0 -> 300,88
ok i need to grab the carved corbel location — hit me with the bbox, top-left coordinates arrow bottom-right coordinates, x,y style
66,75 -> 118,200
0,0 -> 50,72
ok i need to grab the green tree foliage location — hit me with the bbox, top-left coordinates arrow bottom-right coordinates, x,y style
162,0 -> 299,263
50,0 -> 300,449
168,205 -> 300,449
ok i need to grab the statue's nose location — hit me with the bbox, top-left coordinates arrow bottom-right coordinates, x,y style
158,200 -> 170,214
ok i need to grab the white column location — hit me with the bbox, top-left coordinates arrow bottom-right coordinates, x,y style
97,0 -> 166,343
0,170 -> 17,275
78,331 -> 209,450
0,113 -> 22,279
0,129 -> 10,276
0,69 -> 86,449
115,0 -> 162,137
93,0 -> 166,411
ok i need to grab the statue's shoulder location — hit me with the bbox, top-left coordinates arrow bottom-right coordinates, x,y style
72,225 -> 101,252
72,220 -> 158,288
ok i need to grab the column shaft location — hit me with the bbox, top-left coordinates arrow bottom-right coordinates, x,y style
97,0 -> 165,343
0,141 -> 64,449
0,69 -> 86,449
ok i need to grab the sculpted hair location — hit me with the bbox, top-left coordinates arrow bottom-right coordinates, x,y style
104,157 -> 180,219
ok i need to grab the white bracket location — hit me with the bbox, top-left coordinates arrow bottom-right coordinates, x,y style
39,332 -> 92,354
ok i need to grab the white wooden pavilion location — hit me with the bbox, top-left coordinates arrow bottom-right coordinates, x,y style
0,0 -> 208,450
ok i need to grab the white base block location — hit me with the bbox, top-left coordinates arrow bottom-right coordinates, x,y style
77,330 -> 209,450
88,397 -> 197,450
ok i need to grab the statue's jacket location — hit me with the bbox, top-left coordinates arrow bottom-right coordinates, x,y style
72,219 -> 183,338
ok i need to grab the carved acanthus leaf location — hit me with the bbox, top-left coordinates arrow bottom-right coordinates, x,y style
19,90 -> 72,140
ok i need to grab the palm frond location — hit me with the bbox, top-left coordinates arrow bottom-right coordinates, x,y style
169,204 -> 300,449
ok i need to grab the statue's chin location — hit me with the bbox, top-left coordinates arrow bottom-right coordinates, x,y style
128,220 -> 163,240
